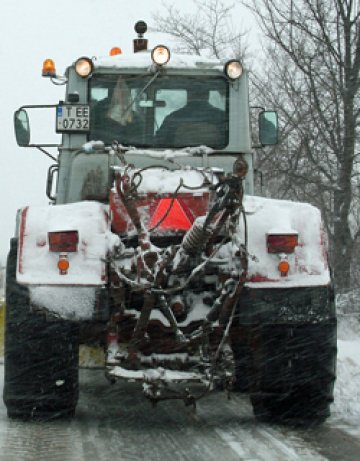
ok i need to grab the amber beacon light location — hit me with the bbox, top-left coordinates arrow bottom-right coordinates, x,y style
42,59 -> 57,77
110,47 -> 122,56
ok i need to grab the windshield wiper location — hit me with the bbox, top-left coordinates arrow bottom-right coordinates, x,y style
122,71 -> 161,121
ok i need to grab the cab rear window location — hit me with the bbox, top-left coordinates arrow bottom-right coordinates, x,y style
89,75 -> 229,149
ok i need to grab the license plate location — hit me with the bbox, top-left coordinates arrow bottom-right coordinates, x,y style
56,105 -> 90,132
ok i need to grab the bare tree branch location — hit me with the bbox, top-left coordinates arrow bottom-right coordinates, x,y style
152,0 -> 248,61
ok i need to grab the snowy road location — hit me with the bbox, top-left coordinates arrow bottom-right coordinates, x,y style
0,366 -> 359,461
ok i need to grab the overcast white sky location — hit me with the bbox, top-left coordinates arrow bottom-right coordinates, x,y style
0,0 -> 260,263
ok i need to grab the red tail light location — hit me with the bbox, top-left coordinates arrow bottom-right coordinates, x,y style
48,231 -> 79,252
267,234 -> 298,253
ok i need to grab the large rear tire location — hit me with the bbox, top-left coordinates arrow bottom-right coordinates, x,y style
3,239 -> 80,420
249,322 -> 337,425
230,325 -> 253,393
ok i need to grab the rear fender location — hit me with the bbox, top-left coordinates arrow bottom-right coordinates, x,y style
242,196 -> 331,288
16,201 -> 119,286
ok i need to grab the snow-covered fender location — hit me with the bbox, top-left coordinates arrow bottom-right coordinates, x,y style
15,201 -> 119,320
241,196 -> 331,288
16,201 -> 118,286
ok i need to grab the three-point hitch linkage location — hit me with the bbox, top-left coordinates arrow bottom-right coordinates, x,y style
105,154 -> 249,407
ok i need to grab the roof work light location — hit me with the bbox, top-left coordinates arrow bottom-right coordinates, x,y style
75,57 -> 94,78
224,60 -> 243,80
151,45 -> 171,66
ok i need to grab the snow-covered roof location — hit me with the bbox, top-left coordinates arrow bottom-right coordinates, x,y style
93,50 -> 224,72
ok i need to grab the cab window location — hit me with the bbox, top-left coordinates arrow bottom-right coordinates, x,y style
89,75 -> 229,149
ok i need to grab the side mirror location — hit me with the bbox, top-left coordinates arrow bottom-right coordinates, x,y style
14,109 -> 31,147
259,111 -> 278,146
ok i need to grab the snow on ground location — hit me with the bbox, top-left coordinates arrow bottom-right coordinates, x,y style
330,291 -> 360,436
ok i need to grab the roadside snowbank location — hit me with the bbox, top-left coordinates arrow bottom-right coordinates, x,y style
333,337 -> 360,417
330,292 -> 360,435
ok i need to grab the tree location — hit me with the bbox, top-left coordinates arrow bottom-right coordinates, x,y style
244,0 -> 360,290
152,0 -> 248,61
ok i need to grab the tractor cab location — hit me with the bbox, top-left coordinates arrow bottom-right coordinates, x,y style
14,22 -> 278,207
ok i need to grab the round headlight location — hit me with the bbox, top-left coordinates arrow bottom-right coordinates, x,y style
224,60 -> 243,80
151,45 -> 171,66
75,57 -> 94,78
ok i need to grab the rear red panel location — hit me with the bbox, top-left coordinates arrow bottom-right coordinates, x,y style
110,191 -> 210,235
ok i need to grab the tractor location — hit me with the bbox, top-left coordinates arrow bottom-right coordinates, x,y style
4,21 -> 336,423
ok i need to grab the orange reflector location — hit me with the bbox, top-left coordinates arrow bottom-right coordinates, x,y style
278,260 -> 290,277
58,256 -> 70,274
110,47 -> 122,56
42,58 -> 56,77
